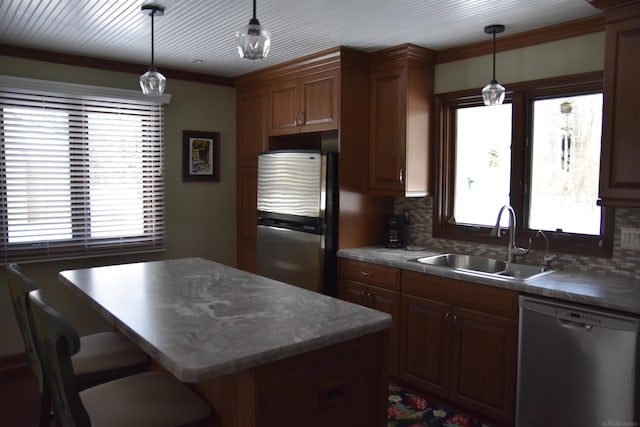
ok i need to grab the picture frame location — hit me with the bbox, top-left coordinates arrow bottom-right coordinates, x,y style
182,130 -> 220,182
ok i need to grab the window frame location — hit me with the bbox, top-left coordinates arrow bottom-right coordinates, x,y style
433,71 -> 614,258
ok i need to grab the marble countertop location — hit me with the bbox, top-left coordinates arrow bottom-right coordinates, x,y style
58,257 -> 391,383
338,247 -> 640,315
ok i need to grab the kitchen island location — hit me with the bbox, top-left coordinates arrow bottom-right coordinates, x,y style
58,257 -> 391,427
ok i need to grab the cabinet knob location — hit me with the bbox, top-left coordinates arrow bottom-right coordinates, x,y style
399,168 -> 404,184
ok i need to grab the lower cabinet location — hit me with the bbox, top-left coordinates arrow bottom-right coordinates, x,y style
400,270 -> 518,426
338,258 -> 400,376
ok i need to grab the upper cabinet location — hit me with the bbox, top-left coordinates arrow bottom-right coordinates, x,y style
592,0 -> 640,206
368,44 -> 435,197
269,69 -> 339,135
237,87 -> 268,168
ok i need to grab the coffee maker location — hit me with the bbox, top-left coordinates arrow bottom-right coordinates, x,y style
384,215 -> 405,248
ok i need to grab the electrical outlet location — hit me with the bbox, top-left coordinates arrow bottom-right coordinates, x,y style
620,227 -> 640,249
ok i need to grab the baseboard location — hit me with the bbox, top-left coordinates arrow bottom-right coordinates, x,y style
0,353 -> 27,373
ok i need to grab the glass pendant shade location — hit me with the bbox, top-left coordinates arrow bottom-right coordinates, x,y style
237,19 -> 271,59
237,0 -> 270,60
140,67 -> 166,96
482,80 -> 506,106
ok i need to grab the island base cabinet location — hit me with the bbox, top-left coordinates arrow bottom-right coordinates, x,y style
194,331 -> 389,427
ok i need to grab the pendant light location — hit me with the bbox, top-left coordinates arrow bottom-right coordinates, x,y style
482,24 -> 506,106
236,0 -> 271,60
139,4 -> 166,96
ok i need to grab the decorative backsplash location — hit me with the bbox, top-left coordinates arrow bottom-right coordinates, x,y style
395,197 -> 640,280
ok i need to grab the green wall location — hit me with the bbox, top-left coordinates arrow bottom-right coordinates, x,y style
0,56 -> 237,357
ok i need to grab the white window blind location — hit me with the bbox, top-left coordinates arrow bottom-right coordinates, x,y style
0,75 -> 170,263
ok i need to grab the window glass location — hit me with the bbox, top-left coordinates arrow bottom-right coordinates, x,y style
454,104 -> 512,227
529,94 -> 603,235
4,107 -> 73,242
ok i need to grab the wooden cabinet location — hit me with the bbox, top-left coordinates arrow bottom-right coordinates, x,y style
237,87 -> 268,168
269,69 -> 339,135
236,87 -> 267,272
368,44 -> 435,197
400,270 -> 518,425
593,1 -> 640,206
338,258 -> 401,376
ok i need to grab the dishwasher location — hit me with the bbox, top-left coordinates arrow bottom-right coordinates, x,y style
516,295 -> 639,427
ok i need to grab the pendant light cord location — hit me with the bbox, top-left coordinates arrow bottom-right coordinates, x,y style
253,0 -> 257,20
150,10 -> 156,68
492,31 -> 496,82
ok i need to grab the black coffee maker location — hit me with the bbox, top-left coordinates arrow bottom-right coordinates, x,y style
384,215 -> 405,248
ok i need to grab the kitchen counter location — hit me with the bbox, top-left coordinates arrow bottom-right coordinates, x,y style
338,247 -> 640,315
59,257 -> 391,383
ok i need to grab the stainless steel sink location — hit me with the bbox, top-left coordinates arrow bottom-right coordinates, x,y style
413,253 -> 556,281
415,253 -> 506,273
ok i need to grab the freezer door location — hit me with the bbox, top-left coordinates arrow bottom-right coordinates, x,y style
257,152 -> 325,218
256,225 -> 324,293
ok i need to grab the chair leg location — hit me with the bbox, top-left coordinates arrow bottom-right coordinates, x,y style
38,389 -> 52,427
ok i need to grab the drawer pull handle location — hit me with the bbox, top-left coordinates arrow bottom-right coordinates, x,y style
319,382 -> 346,409
360,271 -> 374,277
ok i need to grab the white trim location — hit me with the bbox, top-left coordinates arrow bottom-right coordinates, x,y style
0,74 -> 171,104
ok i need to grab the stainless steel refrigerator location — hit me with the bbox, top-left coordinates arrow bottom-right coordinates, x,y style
256,150 -> 338,295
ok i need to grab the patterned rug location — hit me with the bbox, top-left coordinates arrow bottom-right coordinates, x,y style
388,383 -> 491,427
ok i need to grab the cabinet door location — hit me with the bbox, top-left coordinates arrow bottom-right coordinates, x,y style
369,286 -> 401,376
300,69 -> 339,133
449,306 -> 517,424
599,10 -> 640,206
237,88 -> 268,168
338,279 -> 369,307
237,168 -> 257,272
399,294 -> 450,396
369,68 -> 406,194
270,80 -> 300,135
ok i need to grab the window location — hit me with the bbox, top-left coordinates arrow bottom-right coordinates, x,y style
0,75 -> 169,263
434,72 -> 613,257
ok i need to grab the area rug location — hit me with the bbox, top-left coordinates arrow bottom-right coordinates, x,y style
388,383 -> 491,427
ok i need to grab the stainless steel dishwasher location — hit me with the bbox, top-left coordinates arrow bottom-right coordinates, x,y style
516,295 -> 639,427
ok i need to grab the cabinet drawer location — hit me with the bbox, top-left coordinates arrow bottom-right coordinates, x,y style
339,259 -> 400,291
402,270 -> 517,319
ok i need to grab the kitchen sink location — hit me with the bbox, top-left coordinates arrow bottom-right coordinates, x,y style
415,253 -> 506,273
413,253 -> 556,281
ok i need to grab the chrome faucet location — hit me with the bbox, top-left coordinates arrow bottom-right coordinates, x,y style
490,205 -> 529,263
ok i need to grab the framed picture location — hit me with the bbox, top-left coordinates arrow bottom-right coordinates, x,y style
182,130 -> 220,182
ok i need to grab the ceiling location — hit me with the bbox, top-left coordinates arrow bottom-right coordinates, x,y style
0,0 -> 600,79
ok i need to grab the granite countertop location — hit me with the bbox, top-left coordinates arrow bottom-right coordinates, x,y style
58,257 -> 391,383
338,246 -> 640,316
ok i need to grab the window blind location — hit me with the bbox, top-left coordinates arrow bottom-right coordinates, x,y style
0,75 -> 169,263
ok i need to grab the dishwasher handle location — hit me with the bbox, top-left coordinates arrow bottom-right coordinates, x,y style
557,318 -> 593,331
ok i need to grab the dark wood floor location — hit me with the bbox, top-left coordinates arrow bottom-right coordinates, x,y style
0,362 -> 43,427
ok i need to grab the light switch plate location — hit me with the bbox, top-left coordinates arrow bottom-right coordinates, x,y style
620,227 -> 640,249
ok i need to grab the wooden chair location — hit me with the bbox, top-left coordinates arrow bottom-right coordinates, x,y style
7,263 -> 150,427
29,289 -> 212,427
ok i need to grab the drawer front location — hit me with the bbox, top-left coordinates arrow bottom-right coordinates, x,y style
339,258 -> 400,291
402,270 -> 518,319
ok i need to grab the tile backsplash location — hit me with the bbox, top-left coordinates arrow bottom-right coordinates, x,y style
395,197 -> 640,280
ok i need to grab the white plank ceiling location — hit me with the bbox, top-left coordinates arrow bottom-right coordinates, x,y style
0,0 -> 601,78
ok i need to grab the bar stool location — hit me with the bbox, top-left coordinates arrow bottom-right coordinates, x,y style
29,289 -> 212,427
7,263 -> 150,427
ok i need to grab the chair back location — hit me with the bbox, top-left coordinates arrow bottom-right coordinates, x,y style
7,263 -> 45,391
29,289 -> 91,427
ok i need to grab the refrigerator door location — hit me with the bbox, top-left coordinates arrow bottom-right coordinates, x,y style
256,225 -> 324,293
